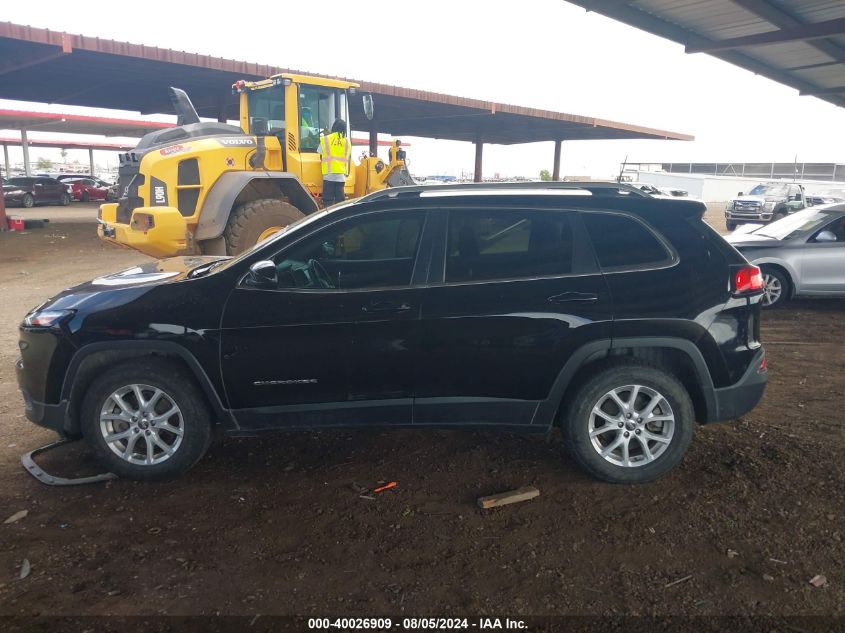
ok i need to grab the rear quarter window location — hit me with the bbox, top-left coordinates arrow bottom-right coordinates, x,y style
580,211 -> 675,270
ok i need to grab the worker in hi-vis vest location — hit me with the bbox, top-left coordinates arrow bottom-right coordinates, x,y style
319,118 -> 351,207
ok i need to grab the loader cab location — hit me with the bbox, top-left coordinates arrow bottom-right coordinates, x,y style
238,74 -> 356,198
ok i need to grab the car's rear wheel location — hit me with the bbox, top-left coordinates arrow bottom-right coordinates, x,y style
80,359 -> 212,480
59,192 -> 71,206
760,266 -> 789,308
562,363 -> 694,483
81,191 -> 90,202
22,193 -> 34,208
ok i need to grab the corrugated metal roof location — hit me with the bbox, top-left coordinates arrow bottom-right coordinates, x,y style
0,21 -> 692,145
568,0 -> 845,108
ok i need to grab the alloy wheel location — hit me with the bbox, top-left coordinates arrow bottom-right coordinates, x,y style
588,384 -> 675,468
761,273 -> 782,307
99,384 -> 184,465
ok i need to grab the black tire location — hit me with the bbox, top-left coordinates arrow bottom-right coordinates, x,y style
81,191 -> 90,202
22,193 -> 34,208
80,359 -> 213,480
772,208 -> 787,222
59,192 -> 71,206
759,266 -> 790,309
223,198 -> 305,255
726,220 -> 737,231
562,362 -> 695,484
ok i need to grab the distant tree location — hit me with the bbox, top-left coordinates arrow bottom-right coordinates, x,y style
60,149 -> 68,162
36,157 -> 54,170
539,169 -> 552,181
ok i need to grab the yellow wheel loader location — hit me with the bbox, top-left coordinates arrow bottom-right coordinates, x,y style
97,74 -> 414,258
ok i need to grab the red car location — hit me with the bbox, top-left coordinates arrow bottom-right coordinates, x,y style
65,178 -> 109,202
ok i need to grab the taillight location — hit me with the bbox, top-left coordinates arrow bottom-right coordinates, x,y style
758,354 -> 767,374
732,265 -> 763,294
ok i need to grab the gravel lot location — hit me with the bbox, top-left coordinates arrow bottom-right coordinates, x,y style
0,203 -> 842,618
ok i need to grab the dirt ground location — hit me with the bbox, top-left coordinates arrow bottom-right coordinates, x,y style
0,203 -> 842,619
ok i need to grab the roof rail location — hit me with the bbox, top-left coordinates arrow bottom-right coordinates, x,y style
357,180 -> 650,203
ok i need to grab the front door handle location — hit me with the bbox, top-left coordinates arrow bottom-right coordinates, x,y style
362,301 -> 413,313
547,292 -> 598,304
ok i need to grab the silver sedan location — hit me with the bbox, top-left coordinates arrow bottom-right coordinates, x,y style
725,205 -> 845,307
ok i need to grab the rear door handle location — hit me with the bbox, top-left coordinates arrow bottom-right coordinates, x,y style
362,301 -> 413,313
547,292 -> 598,304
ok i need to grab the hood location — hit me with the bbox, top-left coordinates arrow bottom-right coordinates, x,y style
89,256 -> 230,287
30,256 -> 230,315
725,233 -> 781,247
732,194 -> 786,204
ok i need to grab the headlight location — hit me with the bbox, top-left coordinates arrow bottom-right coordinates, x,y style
763,201 -> 775,210
23,309 -> 74,328
725,201 -> 734,211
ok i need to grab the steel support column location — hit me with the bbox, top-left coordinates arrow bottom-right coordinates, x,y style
552,140 -> 562,181
3,144 -> 9,178
474,139 -> 483,183
88,148 -> 95,176
21,129 -> 31,177
0,168 -> 7,231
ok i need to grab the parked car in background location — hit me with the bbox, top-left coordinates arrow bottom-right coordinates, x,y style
806,188 -> 845,206
17,182 -> 767,484
725,182 -> 806,231
65,177 -> 110,202
56,174 -> 113,188
726,205 -> 845,307
2,176 -> 71,207
106,182 -> 120,201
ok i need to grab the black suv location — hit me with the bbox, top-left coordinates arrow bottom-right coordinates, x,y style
16,183 -> 768,483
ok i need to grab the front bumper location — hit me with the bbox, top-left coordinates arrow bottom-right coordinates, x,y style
726,210 -> 772,223
97,202 -> 192,258
16,358 -> 68,434
710,348 -> 767,422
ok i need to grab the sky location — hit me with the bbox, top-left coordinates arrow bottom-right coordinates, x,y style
2,0 -> 845,179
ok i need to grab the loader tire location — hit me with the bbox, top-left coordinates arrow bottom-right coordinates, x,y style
223,198 -> 305,255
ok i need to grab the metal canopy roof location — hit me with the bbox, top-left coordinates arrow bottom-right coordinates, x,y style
0,21 -> 692,145
0,136 -> 134,150
567,0 -> 845,109
0,109 -> 173,137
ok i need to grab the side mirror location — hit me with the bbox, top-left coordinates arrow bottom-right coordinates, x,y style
363,94 -> 374,121
252,118 -> 269,136
815,230 -> 837,243
247,260 -> 277,287
737,191 -> 744,196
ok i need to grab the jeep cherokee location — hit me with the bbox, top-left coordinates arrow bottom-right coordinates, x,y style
16,182 -> 768,483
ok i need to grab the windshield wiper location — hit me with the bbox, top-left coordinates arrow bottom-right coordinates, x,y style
188,259 -> 227,278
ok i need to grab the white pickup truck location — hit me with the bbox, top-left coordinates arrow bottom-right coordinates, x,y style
725,182 -> 806,231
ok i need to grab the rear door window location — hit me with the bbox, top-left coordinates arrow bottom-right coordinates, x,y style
445,209 -> 585,283
581,211 -> 675,271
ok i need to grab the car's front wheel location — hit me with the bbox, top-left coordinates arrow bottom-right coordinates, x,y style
562,363 -> 694,483
80,359 -> 212,480
726,220 -> 737,231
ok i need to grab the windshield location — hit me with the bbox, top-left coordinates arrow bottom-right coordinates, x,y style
299,85 -> 349,152
754,209 -> 837,240
748,184 -> 787,197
